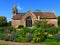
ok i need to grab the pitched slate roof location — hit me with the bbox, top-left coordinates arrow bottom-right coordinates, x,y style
12,12 -> 57,20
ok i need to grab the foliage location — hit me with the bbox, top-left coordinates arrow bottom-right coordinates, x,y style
13,36 -> 27,42
0,26 -> 16,40
26,32 -> 33,42
58,26 -> 60,32
44,39 -> 56,42
0,33 -> 3,40
0,16 -> 7,26
3,27 -> 58,42
45,27 -> 58,35
6,26 -> 16,33
14,27 -> 33,42
18,25 -> 24,28
58,16 -> 60,25
33,20 -> 41,28
47,24 -> 55,28
54,34 -> 60,41
7,21 -> 11,26
0,26 -> 16,35
2,32 -> 17,41
0,27 -> 7,33
0,26 -> 16,41
0,26 -> 60,43
47,34 -> 54,39
31,28 -> 47,43
33,20 -> 48,28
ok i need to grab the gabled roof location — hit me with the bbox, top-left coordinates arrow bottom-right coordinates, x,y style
33,12 -> 57,19
12,13 -> 25,20
12,11 -> 57,20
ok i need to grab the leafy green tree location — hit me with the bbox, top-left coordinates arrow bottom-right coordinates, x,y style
7,21 -> 11,26
58,16 -> 60,26
0,16 -> 7,26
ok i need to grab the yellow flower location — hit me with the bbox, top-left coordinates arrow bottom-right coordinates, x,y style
8,34 -> 11,37
48,34 -> 53,37
33,38 -> 36,40
58,32 -> 60,34
44,32 -> 48,35
38,32 -> 40,35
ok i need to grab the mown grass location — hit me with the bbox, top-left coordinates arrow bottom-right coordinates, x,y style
0,43 -> 10,45
43,42 -> 60,45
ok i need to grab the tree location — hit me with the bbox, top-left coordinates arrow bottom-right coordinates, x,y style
7,21 -> 11,26
0,16 -> 7,26
58,16 -> 60,26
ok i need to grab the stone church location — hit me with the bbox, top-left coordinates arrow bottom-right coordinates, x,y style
11,4 -> 58,28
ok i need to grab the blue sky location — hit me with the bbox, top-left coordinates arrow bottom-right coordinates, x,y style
0,0 -> 60,21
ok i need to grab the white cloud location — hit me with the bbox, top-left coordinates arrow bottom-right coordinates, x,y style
17,6 -> 23,10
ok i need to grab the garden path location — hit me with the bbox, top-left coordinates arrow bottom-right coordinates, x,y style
0,40 -> 46,45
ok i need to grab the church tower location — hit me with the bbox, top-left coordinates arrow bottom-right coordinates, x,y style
12,3 -> 18,16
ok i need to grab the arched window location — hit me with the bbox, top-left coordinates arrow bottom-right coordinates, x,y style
26,16 -> 32,27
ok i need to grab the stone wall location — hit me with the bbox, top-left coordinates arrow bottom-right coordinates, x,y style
47,19 -> 58,27
21,11 -> 37,27
40,19 -> 58,27
12,18 -> 58,28
11,20 -> 21,28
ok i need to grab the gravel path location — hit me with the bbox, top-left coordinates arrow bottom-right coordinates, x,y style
0,40 -> 46,45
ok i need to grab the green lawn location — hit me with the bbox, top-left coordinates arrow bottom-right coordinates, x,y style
43,42 -> 60,45
0,44 -> 10,45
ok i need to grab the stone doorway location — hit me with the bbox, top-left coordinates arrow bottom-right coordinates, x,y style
26,16 -> 32,27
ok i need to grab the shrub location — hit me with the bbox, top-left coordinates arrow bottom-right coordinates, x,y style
2,32 -> 17,41
31,28 -> 37,33
6,26 -> 16,33
54,34 -> 60,41
14,32 -> 32,42
2,34 -> 9,41
9,33 -> 18,41
15,27 -> 33,42
45,27 -> 58,35
33,20 -> 41,28
57,27 -> 60,32
20,27 -> 32,35
31,28 -> 47,43
47,34 -> 54,40
25,32 -> 33,42
18,25 -> 24,28
0,27 -> 7,33
0,33 -> 3,40
46,24 -> 55,28
13,36 -> 27,42
44,39 -> 56,42
33,20 -> 47,28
